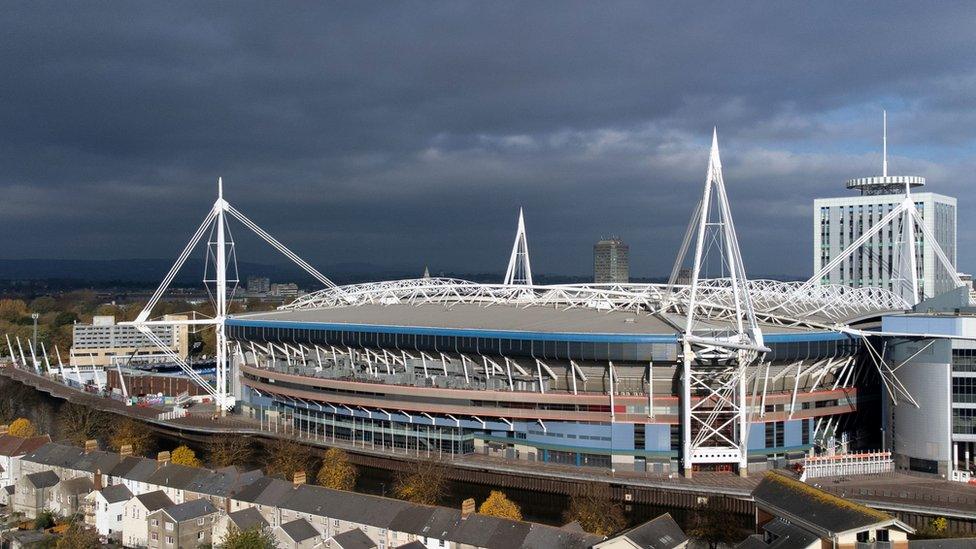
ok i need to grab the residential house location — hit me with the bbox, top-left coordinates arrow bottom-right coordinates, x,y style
112,455 -> 160,495
18,442 -> 85,480
277,518 -> 323,549
328,527 -> 376,549
122,490 -> 174,548
212,507 -> 270,546
227,476 -> 294,527
13,470 -> 59,519
595,513 -> 688,548
147,498 -> 219,549
49,476 -> 94,517
146,462 -> 203,505
87,483 -> 133,540
739,472 -> 914,548
0,434 -> 50,505
183,465 -> 263,507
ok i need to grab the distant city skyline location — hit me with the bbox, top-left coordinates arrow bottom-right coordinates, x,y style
2,4 -> 975,278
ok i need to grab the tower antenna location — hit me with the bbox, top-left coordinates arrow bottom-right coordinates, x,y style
883,109 -> 888,178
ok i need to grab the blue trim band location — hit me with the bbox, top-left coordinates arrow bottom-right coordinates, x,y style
226,318 -> 848,344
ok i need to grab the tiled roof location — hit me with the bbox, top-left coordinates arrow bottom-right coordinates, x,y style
753,472 -> 893,535
21,443 -> 85,469
228,507 -> 269,531
146,463 -> 201,490
98,483 -> 134,504
59,476 -> 94,496
134,490 -> 174,512
0,434 -> 51,457
161,498 -> 218,522
329,527 -> 374,549
24,470 -> 60,489
280,518 -> 320,543
612,512 -> 688,549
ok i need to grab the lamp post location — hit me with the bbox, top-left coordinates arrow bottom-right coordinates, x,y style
31,313 -> 39,367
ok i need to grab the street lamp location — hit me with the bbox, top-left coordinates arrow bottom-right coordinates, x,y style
31,313 -> 39,367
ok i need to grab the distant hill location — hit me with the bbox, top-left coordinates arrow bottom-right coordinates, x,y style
0,258 -> 415,286
0,259 -> 805,287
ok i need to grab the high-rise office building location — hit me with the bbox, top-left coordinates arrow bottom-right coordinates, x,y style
593,237 -> 629,283
813,116 -> 957,300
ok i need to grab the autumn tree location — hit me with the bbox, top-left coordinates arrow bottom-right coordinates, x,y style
562,483 -> 627,536
266,439 -> 315,480
688,497 -> 741,549
8,417 -> 37,438
55,522 -> 101,549
393,459 -> 448,505
207,434 -> 256,468
171,445 -> 203,467
109,419 -> 154,456
478,490 -> 522,521
57,403 -> 109,446
217,525 -> 279,549
316,448 -> 357,491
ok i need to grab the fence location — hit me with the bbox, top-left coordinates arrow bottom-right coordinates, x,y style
802,451 -> 893,480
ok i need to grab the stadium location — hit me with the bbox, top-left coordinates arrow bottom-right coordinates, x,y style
119,133 -> 944,478
226,277 -> 902,476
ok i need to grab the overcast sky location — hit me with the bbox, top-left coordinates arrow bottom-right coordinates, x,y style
2,3 -> 974,279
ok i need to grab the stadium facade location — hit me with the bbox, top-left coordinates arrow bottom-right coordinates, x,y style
227,279 -> 884,476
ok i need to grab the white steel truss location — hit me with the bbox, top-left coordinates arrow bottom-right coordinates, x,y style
503,207 -> 533,286
124,178 -> 335,411
673,130 -> 766,477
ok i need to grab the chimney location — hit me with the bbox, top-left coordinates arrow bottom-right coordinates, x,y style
293,471 -> 306,487
157,451 -> 171,464
461,498 -> 476,519
0,424 -> 8,436
84,439 -> 98,453
94,468 -> 103,490
120,444 -> 133,457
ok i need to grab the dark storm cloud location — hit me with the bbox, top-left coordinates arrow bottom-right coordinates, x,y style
2,2 -> 975,277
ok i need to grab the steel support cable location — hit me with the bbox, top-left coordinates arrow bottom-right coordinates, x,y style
136,207 -> 218,323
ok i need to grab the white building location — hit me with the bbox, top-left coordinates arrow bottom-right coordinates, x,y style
87,483 -> 133,539
881,288 -> 976,479
122,490 -> 174,548
70,314 -> 189,368
814,184 -> 956,300
813,116 -> 957,301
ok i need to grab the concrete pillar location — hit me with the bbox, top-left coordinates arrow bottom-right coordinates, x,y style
954,442 -> 959,471
966,443 -> 972,471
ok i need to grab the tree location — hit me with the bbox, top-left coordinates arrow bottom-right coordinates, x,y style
217,525 -> 279,549
0,299 -> 28,322
57,403 -> 108,446
316,448 -> 358,491
55,522 -> 101,549
34,509 -> 57,530
393,459 -> 448,505
109,419 -> 154,456
171,445 -> 202,467
8,417 -> 37,438
207,434 -> 256,468
562,484 -> 627,537
688,497 -> 741,549
478,490 -> 522,521
266,439 -> 315,481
